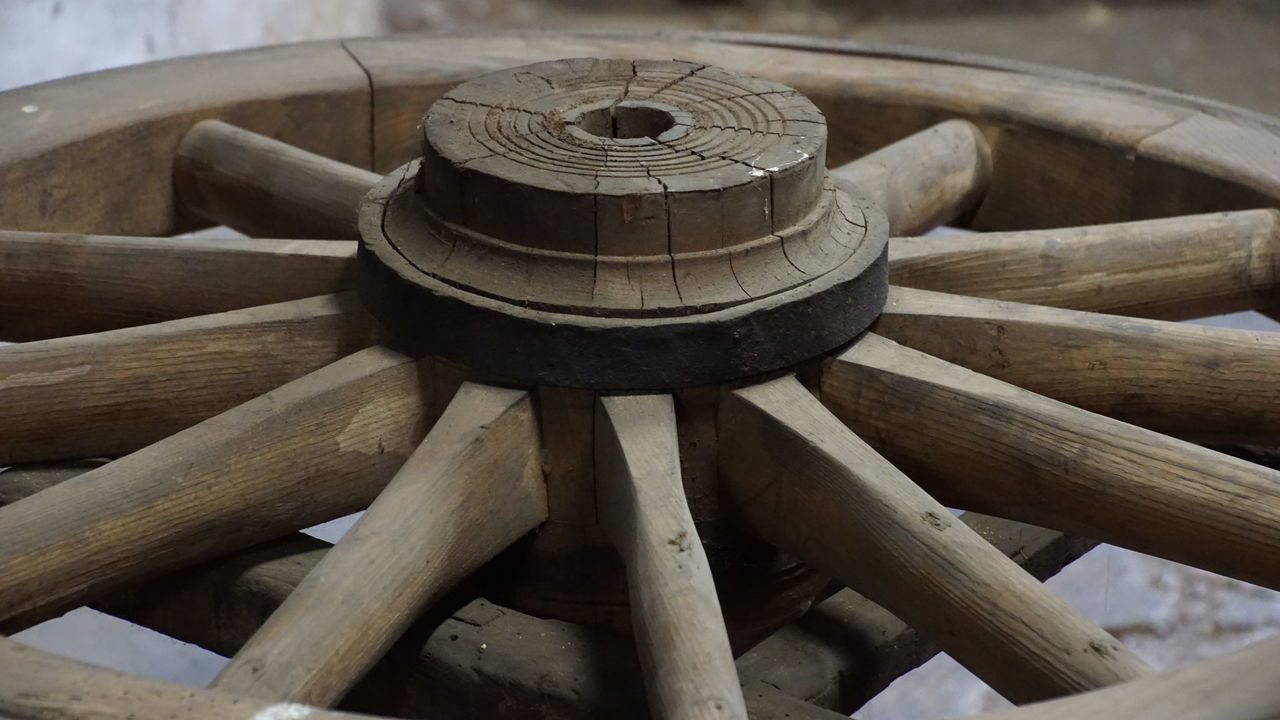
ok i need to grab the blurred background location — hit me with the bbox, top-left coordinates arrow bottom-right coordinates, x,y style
3,1 -> 1280,718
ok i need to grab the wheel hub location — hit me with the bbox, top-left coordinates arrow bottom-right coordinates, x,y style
358,58 -> 888,389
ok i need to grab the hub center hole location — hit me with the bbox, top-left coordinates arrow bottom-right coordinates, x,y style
576,103 -> 676,140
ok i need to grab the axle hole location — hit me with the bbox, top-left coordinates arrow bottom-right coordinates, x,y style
575,103 -> 676,140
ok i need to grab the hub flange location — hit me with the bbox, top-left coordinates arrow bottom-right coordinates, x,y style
358,58 -> 888,390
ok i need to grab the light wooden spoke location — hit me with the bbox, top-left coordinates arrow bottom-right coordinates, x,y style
596,394 -> 748,720
969,635 -> 1280,720
175,119 -> 381,239
830,119 -> 992,236
719,376 -> 1149,704
213,382 -> 545,706
0,346 -> 450,631
875,285 -> 1280,443
824,333 -> 1280,590
889,210 -> 1280,320
0,230 -> 355,340
0,293 -> 377,465
0,638 -> 382,720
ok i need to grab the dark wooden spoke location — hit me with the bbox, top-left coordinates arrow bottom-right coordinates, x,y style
0,638 -> 382,720
889,210 -> 1280,320
0,294 -> 378,465
830,119 -> 992,236
175,120 -> 380,239
0,346 -> 459,631
596,394 -> 748,720
212,383 -> 545,706
719,376 -> 1149,703
0,231 -> 355,341
823,333 -> 1280,590
875,285 -> 1280,443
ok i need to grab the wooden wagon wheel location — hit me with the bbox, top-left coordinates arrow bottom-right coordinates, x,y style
2,30 -> 1280,720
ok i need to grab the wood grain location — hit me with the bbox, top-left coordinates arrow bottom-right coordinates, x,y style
0,638 -> 384,720
889,210 -> 1280,320
823,333 -> 1280,590
0,293 -> 377,465
0,464 -> 1088,720
0,345 -> 445,630
0,40 -> 371,235
874,286 -> 1280,444
737,512 -> 1096,712
975,634 -> 1280,720
175,120 -> 380,239
720,376 -> 1149,703
596,394 -> 748,720
830,119 -> 991,236
213,383 -> 546,706
0,231 -> 355,341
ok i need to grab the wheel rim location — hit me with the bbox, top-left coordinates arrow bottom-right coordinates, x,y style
2,30 -> 1279,720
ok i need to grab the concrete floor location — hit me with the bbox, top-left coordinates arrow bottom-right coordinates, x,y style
4,1 -> 1280,718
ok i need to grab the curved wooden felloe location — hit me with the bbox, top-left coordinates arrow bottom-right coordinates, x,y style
4,29 -> 1280,720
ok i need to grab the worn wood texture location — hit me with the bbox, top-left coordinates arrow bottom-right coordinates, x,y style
0,638 -> 384,720
874,286 -> 1280,444
597,394 -> 748,720
214,383 -> 545,706
0,294 -> 377,465
975,634 -> 1280,720
175,120 -> 380,239
0,464 -> 1086,720
0,41 -> 370,235
737,512 -> 1096,712
720,376 -> 1148,703
0,346 -> 448,631
0,231 -> 356,341
889,210 -> 1280,320
823,333 -> 1280,591
830,119 -> 991,235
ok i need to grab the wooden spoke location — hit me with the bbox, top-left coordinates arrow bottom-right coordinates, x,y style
830,119 -> 992,236
889,210 -> 1280,320
175,119 -> 380,239
0,346 -> 453,631
596,394 -> 748,720
823,333 -> 1280,590
874,285 -> 1280,443
719,376 -> 1149,704
0,294 -> 377,465
972,635 -> 1280,720
213,383 -> 545,706
739,513 -> 1097,711
0,230 -> 355,340
0,638 -> 381,720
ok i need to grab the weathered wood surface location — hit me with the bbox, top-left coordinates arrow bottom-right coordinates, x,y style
0,464 -> 1084,720
214,383 -> 545,706
823,333 -> 1280,591
874,285 -> 1280,444
175,120 -> 380,239
0,638 -> 384,720
737,513 -> 1096,712
888,210 -> 1280,320
0,231 -> 356,341
0,346 -> 450,631
720,376 -> 1148,704
597,394 -> 748,720
0,294 -> 377,465
974,634 -> 1280,720
0,41 -> 371,235
830,119 -> 991,235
